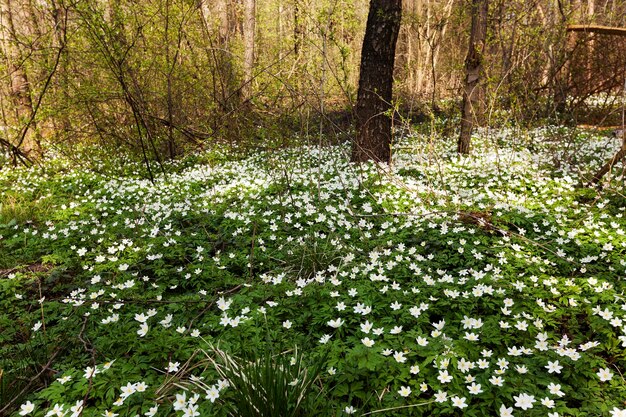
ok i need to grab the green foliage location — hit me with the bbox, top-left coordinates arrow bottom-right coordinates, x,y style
202,344 -> 328,417
2,127 -> 626,416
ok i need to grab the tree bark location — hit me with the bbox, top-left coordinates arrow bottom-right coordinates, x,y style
293,0 -> 303,55
428,0 -> 455,105
104,0 -> 126,45
458,0 -> 488,155
554,0 -> 583,114
199,0 -> 239,111
242,0 -> 255,102
0,0 -> 39,156
215,0 -> 230,44
352,0 -> 402,164
50,0 -> 70,132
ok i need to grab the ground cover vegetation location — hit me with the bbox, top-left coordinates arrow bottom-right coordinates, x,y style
2,126 -> 626,416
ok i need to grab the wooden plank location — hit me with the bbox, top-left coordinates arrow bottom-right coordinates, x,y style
567,24 -> 626,36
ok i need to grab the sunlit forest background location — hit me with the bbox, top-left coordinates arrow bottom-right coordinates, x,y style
2,0 -> 626,164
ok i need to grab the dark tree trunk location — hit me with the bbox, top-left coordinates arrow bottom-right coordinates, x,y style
352,0 -> 402,164
458,0 -> 488,155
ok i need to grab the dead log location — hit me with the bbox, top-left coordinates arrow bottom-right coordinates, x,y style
567,25 -> 626,37
587,145 -> 626,186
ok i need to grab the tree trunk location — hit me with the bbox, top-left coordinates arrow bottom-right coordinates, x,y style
199,0 -> 239,111
395,1 -> 413,85
104,0 -> 126,45
352,0 -> 402,164
458,0 -> 488,155
554,0 -> 582,114
293,0 -> 303,55
215,0 -> 230,43
50,0 -> 70,133
25,0 -> 42,41
242,0 -> 255,102
428,0 -> 455,105
0,0 -> 39,156
584,0 -> 594,85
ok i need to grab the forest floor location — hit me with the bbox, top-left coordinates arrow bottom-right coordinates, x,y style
2,126 -> 626,417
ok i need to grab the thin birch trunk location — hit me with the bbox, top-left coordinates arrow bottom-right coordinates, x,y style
242,0 -> 255,102
458,0 -> 488,154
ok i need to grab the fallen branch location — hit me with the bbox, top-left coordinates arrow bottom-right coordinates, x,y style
587,145 -> 626,186
0,137 -> 32,167
567,24 -> 626,37
0,349 -> 60,415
